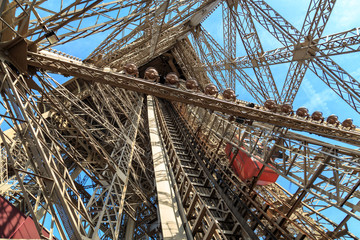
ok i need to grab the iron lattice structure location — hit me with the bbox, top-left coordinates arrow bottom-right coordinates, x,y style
0,0 -> 360,239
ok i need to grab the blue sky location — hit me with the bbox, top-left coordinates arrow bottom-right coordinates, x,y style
51,0 -> 360,130
2,0 -> 359,238
198,1 -> 360,237
49,1 -> 360,236
50,0 -> 360,128
201,0 -> 360,128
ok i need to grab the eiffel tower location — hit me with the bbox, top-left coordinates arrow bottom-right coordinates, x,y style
0,1 -> 359,239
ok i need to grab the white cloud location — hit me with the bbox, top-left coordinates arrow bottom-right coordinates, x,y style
352,68 -> 360,79
326,0 -> 360,33
301,78 -> 336,115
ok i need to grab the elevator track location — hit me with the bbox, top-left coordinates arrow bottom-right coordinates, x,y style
155,99 -> 273,240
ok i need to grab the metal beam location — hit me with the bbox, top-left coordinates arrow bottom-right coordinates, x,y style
27,51 -> 360,146
147,95 -> 187,239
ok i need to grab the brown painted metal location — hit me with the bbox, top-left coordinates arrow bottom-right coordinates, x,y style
1,1 -> 360,239
27,52 -> 360,146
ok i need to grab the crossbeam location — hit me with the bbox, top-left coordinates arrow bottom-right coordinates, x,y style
27,51 -> 360,146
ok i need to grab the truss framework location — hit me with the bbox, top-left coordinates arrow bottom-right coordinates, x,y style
0,0 -> 360,239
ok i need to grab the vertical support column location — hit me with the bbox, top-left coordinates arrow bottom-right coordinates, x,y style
147,96 -> 187,240
125,217 -> 136,240
0,143 -> 7,186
